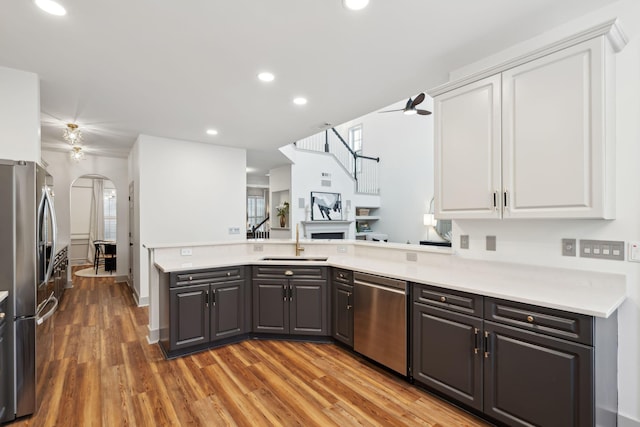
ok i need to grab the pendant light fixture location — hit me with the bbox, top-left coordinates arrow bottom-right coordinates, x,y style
70,146 -> 85,161
63,123 -> 83,145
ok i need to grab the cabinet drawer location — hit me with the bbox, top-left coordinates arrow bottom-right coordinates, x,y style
171,266 -> 245,287
413,283 -> 483,317
332,268 -> 352,284
253,265 -> 327,280
485,298 -> 593,345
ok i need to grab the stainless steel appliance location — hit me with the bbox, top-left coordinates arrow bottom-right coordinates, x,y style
353,272 -> 408,375
0,159 -> 59,422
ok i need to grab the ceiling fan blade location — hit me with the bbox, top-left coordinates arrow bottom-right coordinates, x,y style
404,98 -> 413,110
378,109 -> 404,113
411,93 -> 426,108
416,109 -> 432,115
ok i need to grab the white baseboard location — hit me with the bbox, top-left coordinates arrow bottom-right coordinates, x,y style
147,326 -> 159,344
619,414 -> 640,427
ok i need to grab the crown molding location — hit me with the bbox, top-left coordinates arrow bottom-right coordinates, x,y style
429,19 -> 628,97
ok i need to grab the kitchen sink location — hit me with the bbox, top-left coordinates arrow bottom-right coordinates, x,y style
260,256 -> 328,262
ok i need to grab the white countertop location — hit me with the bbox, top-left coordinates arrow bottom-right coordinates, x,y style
154,252 -> 626,318
0,291 -> 8,303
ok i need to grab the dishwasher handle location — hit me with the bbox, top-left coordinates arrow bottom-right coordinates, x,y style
354,279 -> 406,295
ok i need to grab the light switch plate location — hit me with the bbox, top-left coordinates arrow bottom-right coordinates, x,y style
562,238 -> 576,256
337,245 -> 347,253
486,236 -> 496,251
180,247 -> 192,256
253,244 -> 263,252
580,239 -> 624,261
460,235 -> 469,249
628,241 -> 640,262
406,252 -> 417,262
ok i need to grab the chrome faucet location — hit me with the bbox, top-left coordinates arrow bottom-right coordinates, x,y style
295,224 -> 305,256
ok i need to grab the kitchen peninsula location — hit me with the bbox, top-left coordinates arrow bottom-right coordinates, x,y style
146,239 -> 626,426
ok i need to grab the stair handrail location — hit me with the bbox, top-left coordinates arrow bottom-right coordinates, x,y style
329,128 -> 380,163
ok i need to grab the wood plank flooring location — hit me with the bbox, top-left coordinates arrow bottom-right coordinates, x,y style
9,272 -> 491,426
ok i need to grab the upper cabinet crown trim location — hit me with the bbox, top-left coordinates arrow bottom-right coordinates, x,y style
428,19 -> 628,97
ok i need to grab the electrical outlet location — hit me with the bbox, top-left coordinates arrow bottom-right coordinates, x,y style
580,239 -> 624,261
562,238 -> 576,256
228,227 -> 240,235
406,252 -> 417,262
253,244 -> 263,252
180,247 -> 192,256
460,235 -> 469,249
486,236 -> 496,251
337,245 -> 347,254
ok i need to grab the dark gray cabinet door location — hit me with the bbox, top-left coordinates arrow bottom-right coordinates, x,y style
412,302 -> 483,410
252,278 -> 288,333
169,284 -> 210,350
483,320 -> 593,427
332,282 -> 353,346
210,279 -> 245,341
290,279 -> 327,336
0,317 -> 6,421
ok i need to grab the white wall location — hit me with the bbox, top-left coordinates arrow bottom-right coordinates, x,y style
335,99 -> 434,244
131,135 -> 246,306
442,1 -> 640,424
283,145 -> 357,239
268,164 -> 292,239
0,66 -> 40,163
41,150 -> 130,281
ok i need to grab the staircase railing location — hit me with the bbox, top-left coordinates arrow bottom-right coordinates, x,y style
247,216 -> 270,239
295,128 -> 380,194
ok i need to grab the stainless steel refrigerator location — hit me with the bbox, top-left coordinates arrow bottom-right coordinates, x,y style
0,159 -> 59,422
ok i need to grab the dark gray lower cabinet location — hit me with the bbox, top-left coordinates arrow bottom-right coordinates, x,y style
252,266 -> 328,336
483,321 -> 593,427
0,299 -> 6,420
170,284 -> 210,350
331,268 -> 353,346
411,284 -> 616,427
412,302 -> 482,410
161,267 -> 248,355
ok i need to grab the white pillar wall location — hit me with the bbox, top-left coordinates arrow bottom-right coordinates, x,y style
0,66 -> 40,163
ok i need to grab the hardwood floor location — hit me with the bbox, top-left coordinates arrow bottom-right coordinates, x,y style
9,273 -> 491,427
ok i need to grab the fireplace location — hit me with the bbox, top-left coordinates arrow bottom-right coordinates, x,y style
311,232 -> 345,240
301,220 -> 353,239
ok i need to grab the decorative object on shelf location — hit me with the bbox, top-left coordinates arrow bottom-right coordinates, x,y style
276,201 -> 289,228
70,146 -> 85,162
311,192 -> 342,221
378,93 -> 432,116
63,123 -> 83,145
357,208 -> 370,216
357,222 -> 371,232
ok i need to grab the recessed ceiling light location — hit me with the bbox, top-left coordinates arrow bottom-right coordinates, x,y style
206,129 -> 219,136
293,97 -> 308,106
258,72 -> 275,82
343,0 -> 369,11
35,0 -> 67,16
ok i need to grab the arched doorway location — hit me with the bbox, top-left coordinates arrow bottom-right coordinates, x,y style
69,175 -> 118,276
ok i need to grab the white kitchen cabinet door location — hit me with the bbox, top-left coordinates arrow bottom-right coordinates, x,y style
434,75 -> 502,219
502,38 -> 614,219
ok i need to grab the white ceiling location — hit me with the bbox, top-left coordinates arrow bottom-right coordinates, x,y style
0,0 -> 618,173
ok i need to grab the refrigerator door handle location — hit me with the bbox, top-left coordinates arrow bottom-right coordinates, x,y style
39,187 -> 57,286
36,293 -> 58,325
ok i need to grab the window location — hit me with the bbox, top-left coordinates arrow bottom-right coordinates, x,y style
247,189 -> 267,230
348,124 -> 363,173
103,189 -> 117,240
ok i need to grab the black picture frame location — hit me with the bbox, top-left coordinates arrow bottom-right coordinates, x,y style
310,192 -> 342,221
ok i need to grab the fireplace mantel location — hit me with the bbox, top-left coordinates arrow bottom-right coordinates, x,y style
301,221 -> 353,239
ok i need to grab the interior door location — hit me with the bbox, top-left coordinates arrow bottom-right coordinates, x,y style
128,182 -> 134,286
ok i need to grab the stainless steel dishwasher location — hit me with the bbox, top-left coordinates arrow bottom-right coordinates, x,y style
353,272 -> 408,375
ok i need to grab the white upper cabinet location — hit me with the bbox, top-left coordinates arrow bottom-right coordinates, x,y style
502,38 -> 613,219
433,31 -> 620,220
434,75 -> 502,219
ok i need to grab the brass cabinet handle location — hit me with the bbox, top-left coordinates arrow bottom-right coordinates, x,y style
484,331 -> 490,358
474,328 -> 479,354
346,305 -> 352,310
0,313 -> 5,319
226,272 -> 231,276
338,273 -> 344,279
284,270 -> 294,276
189,276 -> 193,281
440,296 -> 446,303
527,315 -> 534,323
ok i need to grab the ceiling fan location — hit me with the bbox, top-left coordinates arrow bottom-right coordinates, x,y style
379,93 -> 431,116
